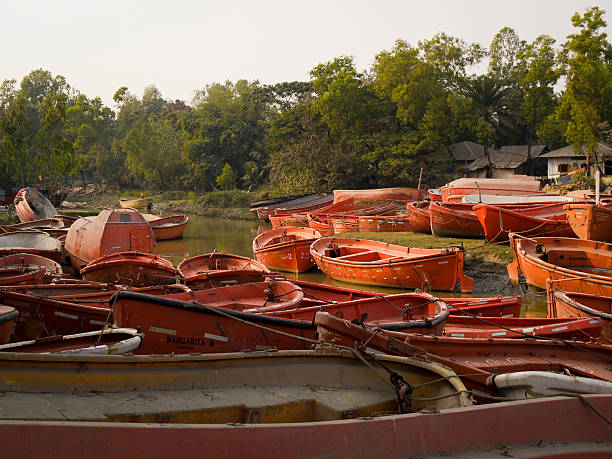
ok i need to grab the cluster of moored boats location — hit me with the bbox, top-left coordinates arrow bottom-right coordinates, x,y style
0,182 -> 611,457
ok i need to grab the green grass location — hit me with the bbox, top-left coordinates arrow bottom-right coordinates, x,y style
340,231 -> 514,264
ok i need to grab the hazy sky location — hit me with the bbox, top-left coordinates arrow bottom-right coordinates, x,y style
2,1 -> 610,106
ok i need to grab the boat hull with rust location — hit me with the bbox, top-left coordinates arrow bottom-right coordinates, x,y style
253,227 -> 321,273
548,290 -> 612,343
0,306 -> 18,344
178,252 -> 271,288
64,209 -> 156,271
310,237 -> 473,292
14,188 -> 57,223
405,201 -> 431,233
144,214 -> 189,240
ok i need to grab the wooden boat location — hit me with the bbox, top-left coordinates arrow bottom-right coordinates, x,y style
256,194 -> 333,220
0,328 -> 143,355
429,202 -> 485,238
253,227 -> 321,273
405,201 -> 431,233
333,187 -> 425,203
564,202 -> 612,242
80,251 -> 178,286
0,231 -> 62,262
0,218 -> 64,233
119,197 -> 152,210
440,177 -> 542,202
314,311 -> 612,385
64,209 -> 156,271
269,198 -> 354,229
0,306 -> 18,344
178,252 -> 272,288
112,289 -> 448,354
474,202 -> 575,243
143,214 -> 189,240
0,349 -> 469,425
13,187 -> 57,222
548,289 -> 612,343
0,395 -> 609,459
310,237 -> 473,292
443,315 -> 603,340
507,235 -> 612,296
357,215 -> 410,232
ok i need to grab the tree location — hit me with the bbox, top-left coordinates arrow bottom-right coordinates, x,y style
555,6 -> 612,172
216,163 -> 237,190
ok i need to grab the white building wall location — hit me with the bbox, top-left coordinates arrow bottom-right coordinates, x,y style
546,157 -> 586,177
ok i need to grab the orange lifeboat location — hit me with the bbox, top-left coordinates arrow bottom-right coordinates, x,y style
429,202 -> 484,238
507,235 -> 612,296
178,252 -> 272,288
64,209 -> 156,271
253,226 -> 321,273
80,251 -> 178,287
310,237 -> 473,292
405,201 -> 431,233
13,188 -> 57,223
144,214 -> 189,240
564,202 -> 612,242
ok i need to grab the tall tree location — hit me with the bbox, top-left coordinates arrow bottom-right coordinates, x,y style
555,6 -> 612,171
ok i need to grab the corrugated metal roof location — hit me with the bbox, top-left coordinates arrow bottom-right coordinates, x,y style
467,145 -> 547,171
450,141 -> 489,161
540,142 -> 612,158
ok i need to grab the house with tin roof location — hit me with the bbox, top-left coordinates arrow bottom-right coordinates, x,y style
466,145 -> 547,178
540,142 -> 612,177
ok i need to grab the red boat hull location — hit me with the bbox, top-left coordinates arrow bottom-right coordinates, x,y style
548,290 -> 612,343
429,202 -> 484,238
80,252 -> 178,286
405,201 -> 431,233
0,306 -> 18,344
148,215 -> 189,240
357,215 -> 410,232
565,203 -> 612,242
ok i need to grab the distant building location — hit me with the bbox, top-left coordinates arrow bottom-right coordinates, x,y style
540,142 -> 612,177
466,145 -> 547,178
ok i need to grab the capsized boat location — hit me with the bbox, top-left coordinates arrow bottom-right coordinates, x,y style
333,187 -> 425,203
314,311 -> 612,386
507,235 -> 612,296
119,197 -> 152,210
474,202 -> 575,243
253,226 -> 321,273
80,251 -> 178,286
440,177 -> 542,202
405,201 -> 431,233
310,237 -> 473,292
564,202 -> 612,242
178,252 -> 272,288
257,194 -> 334,220
0,349 -> 469,425
13,187 -> 57,223
548,289 -> 612,343
0,306 -> 18,344
0,327 -> 143,355
0,231 -> 62,262
429,202 -> 485,238
64,208 -> 156,270
142,214 -> 189,240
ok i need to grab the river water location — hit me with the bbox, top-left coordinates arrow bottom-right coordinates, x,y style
155,215 -> 547,315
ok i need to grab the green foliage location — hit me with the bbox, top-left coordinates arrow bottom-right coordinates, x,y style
216,163 -> 238,190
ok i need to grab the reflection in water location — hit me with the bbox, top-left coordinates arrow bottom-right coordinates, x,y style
156,216 -> 547,315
